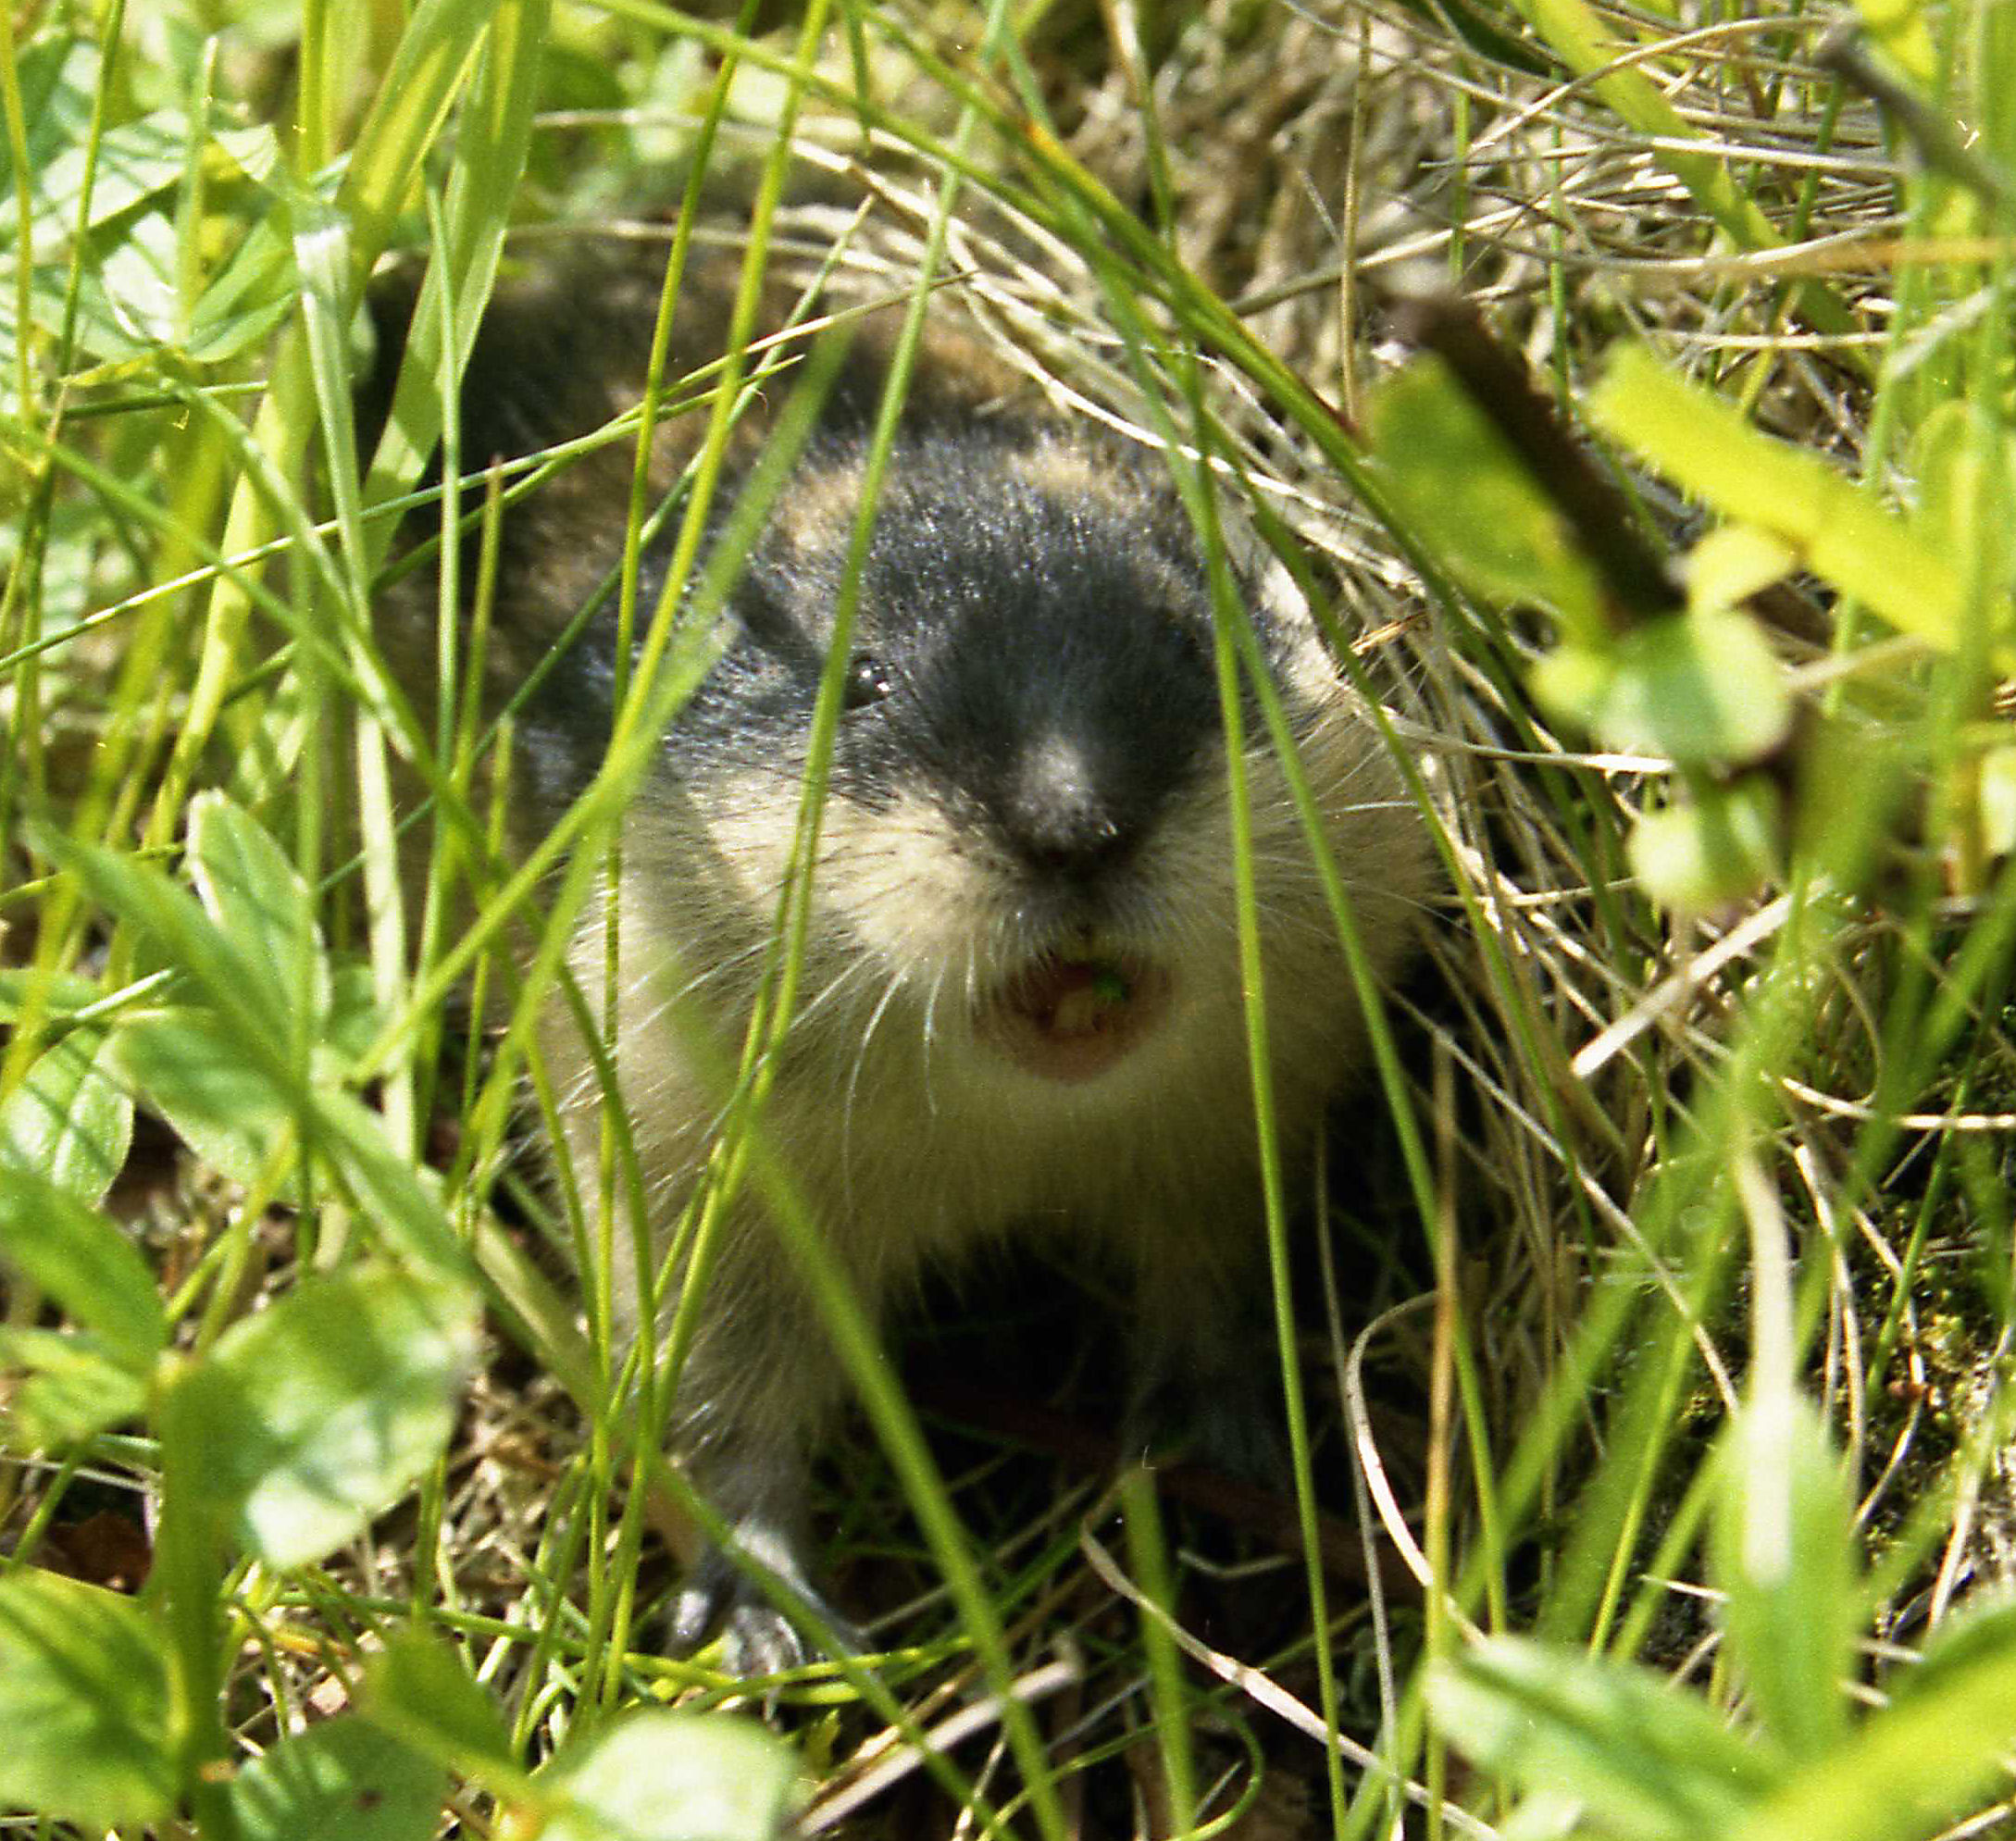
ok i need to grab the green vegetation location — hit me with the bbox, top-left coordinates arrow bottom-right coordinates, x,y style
4,0 -> 2016,1836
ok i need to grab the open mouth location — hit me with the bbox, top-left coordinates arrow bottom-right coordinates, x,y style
977,945 -> 1174,1084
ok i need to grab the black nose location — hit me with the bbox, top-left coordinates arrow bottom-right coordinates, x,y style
1001,733 -> 1139,880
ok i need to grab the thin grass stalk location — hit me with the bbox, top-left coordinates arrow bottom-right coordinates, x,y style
0,15 -> 32,431
156,0 -> 504,845
1119,1468 -> 1198,1834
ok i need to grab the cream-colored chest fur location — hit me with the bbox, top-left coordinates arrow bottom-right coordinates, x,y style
548,641 -> 1425,1327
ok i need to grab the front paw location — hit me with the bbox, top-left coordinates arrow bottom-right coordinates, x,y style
1124,1362 -> 1288,1487
668,1535 -> 865,1678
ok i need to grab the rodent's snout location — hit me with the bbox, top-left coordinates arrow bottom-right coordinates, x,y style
996,730 -> 1139,886
969,729 -> 1200,1086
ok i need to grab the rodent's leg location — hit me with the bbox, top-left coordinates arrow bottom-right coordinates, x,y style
1123,1229 -> 1288,1486
660,1241 -> 866,1675
666,1476 -> 866,1677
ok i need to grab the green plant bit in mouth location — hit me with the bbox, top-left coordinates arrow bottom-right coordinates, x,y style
977,949 -> 1174,1083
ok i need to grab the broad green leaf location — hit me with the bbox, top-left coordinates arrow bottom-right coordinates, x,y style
1625,782 -> 1782,913
158,1266 -> 480,1568
1530,610 -> 1793,765
0,1326 -> 150,1446
187,791 -> 331,1029
335,0 -> 504,291
32,108 -> 203,243
1848,0 -> 1938,85
1369,357 -> 1608,642
323,962 -> 391,1074
1686,526 -> 1798,618
362,1632 -> 526,1792
1427,1636 -> 1773,1841
542,1711 -> 801,1841
46,828 -> 288,1055
1890,1596 -> 2016,1709
0,1027 -> 133,1205
1711,1397 -> 1858,1761
0,1569 -> 173,1830
230,1715 -> 446,1841
113,1008 -> 304,1199
0,38 -> 96,204
1733,1602 -> 2016,1841
1588,347 -> 2011,664
93,211 -> 184,348
18,90 -> 280,271
113,1009 -> 475,1276
0,968 -> 105,1021
184,210 -> 298,363
313,1087 -> 476,1280
1,260 -> 157,366
1499,1789 -> 1587,1841
1911,401 -> 2015,603
214,121 -> 283,184
0,1165 -> 166,1367
188,280 -> 296,363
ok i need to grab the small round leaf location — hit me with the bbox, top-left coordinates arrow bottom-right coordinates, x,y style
160,1267 -> 481,1568
230,1716 -> 446,1841
0,1570 -> 173,1830
542,1711 -> 800,1841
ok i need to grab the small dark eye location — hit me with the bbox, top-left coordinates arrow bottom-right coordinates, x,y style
842,652 -> 893,711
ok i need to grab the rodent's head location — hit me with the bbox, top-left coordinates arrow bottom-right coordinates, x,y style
622,420 -> 1409,1090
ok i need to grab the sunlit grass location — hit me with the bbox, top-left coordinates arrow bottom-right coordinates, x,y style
4,0 -> 2016,1835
